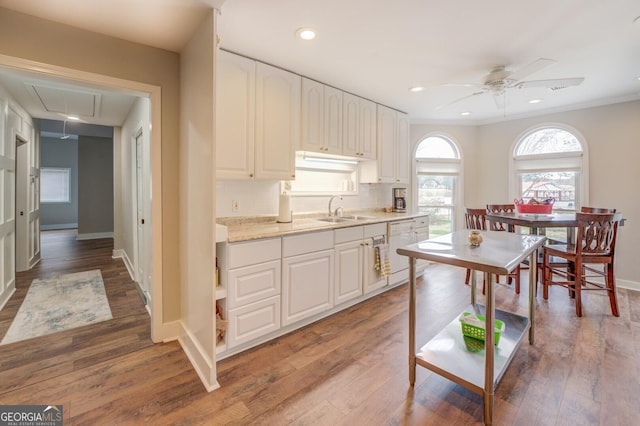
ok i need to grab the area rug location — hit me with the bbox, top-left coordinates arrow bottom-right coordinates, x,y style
0,269 -> 113,345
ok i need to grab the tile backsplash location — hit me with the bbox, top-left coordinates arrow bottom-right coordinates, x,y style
216,180 -> 395,217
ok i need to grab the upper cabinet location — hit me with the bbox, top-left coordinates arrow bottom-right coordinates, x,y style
216,51 -> 299,180
300,78 -> 342,155
360,105 -> 409,183
342,93 -> 377,160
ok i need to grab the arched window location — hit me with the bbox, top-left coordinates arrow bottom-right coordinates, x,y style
415,135 -> 462,237
512,125 -> 588,240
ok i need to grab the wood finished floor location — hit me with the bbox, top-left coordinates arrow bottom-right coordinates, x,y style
1,230 -> 639,425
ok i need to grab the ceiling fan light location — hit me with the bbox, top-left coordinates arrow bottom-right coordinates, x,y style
409,86 -> 424,92
460,111 -> 471,116
529,99 -> 543,104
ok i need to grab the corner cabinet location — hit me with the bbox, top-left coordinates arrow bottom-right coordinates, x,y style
216,50 -> 299,180
360,105 -> 409,183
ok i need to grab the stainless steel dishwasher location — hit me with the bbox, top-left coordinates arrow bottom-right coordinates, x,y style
388,219 -> 416,280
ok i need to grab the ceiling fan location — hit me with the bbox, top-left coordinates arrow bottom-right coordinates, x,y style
437,58 -> 585,110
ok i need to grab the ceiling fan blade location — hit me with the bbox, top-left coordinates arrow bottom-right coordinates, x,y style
435,90 -> 486,110
440,82 -> 483,88
515,77 -> 585,90
508,58 -> 556,82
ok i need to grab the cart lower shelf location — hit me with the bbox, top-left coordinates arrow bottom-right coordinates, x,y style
416,305 -> 530,395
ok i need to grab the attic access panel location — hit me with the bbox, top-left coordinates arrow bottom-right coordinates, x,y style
28,84 -> 101,118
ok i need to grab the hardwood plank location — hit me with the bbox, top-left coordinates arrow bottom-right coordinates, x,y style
0,230 -> 638,424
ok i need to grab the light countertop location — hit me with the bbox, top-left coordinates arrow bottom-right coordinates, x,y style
217,210 -> 428,243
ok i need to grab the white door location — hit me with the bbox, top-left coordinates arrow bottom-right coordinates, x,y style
0,96 -> 16,303
135,129 -> 148,301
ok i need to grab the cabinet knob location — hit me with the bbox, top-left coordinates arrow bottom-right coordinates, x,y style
291,174 -> 295,178
249,173 -> 254,178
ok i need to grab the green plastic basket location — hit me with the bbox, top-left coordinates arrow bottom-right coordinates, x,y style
459,312 -> 505,345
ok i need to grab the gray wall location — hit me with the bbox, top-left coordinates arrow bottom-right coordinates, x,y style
78,136 -> 114,236
40,137 -> 78,229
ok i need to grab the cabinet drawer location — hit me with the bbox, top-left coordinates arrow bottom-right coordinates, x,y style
364,222 -> 387,238
334,226 -> 363,244
415,215 -> 429,229
227,260 -> 281,309
227,296 -> 281,349
283,230 -> 333,257
228,238 -> 281,269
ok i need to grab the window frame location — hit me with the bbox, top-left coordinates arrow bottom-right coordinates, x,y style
40,167 -> 71,204
510,123 -> 589,210
413,134 -> 464,237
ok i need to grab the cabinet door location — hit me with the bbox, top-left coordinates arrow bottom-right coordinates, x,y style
341,92 -> 359,157
363,238 -> 387,293
216,51 -> 255,179
396,111 -> 410,184
334,240 -> 362,305
282,249 -> 334,326
358,98 -> 377,160
255,62 -> 300,180
376,104 -> 397,183
227,296 -> 280,349
227,260 -> 281,309
323,85 -> 342,155
300,78 -> 324,153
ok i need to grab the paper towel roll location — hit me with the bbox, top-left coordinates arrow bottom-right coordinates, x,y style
277,192 -> 292,223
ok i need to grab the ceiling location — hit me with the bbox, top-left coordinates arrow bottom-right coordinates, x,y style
1,0 -> 639,126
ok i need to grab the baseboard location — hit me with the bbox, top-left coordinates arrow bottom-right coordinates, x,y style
178,322 -> 220,392
76,232 -> 114,240
617,279 -> 640,292
0,281 -> 15,311
40,223 -> 77,231
112,249 -> 135,281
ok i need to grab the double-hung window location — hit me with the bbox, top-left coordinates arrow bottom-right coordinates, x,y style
40,167 -> 71,203
415,136 -> 462,238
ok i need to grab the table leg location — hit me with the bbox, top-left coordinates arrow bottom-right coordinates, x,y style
409,257 -> 416,385
470,269 -> 477,306
483,272 -> 495,425
529,251 -> 536,344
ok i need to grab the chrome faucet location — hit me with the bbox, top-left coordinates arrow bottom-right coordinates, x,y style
328,195 -> 342,217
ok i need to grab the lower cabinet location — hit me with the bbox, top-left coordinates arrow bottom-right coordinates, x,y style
334,227 -> 364,305
223,238 -> 282,349
282,230 -> 334,326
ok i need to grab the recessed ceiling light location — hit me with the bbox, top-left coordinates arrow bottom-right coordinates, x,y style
460,111 -> 471,116
296,28 -> 316,40
528,99 -> 543,104
66,115 -> 80,120
409,86 -> 424,92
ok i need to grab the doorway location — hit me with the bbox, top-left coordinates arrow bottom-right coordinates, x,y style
0,55 -> 163,341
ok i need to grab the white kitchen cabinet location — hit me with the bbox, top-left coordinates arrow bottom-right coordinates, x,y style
360,105 -> 409,183
334,224 -> 387,301
221,237 -> 282,350
300,78 -> 342,155
342,93 -> 377,160
216,51 -> 299,180
413,215 -> 430,272
282,230 -> 334,326
334,226 -> 364,305
215,50 -> 255,179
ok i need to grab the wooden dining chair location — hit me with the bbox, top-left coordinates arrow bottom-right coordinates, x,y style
485,204 -> 520,293
463,208 -> 520,294
542,212 -> 622,317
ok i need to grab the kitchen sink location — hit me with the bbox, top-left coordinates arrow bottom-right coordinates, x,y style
339,215 -> 376,221
314,217 -> 353,223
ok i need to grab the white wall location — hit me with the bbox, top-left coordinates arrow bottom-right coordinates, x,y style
179,10 -> 218,391
216,179 -> 389,217
474,101 -> 639,287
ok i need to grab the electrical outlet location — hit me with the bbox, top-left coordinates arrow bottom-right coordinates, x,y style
232,200 -> 239,212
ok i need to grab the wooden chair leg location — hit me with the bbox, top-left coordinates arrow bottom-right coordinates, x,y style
543,252 -> 550,300
606,264 -> 620,317
574,259 -> 583,317
465,268 -> 471,285
515,267 -> 520,294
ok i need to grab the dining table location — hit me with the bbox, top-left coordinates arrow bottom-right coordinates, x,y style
397,230 -> 546,425
485,211 -> 578,240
